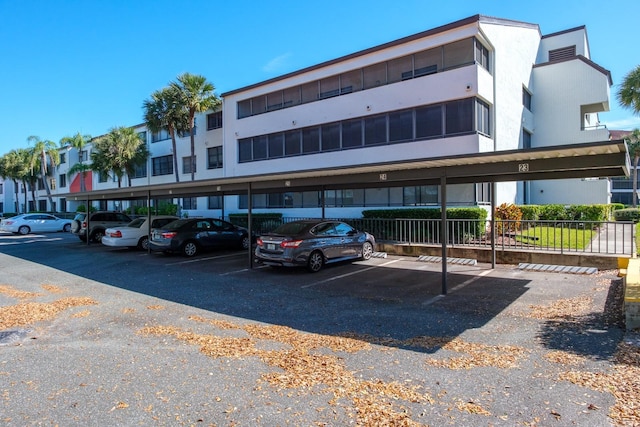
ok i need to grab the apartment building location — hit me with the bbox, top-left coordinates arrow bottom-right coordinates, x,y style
0,15 -> 615,217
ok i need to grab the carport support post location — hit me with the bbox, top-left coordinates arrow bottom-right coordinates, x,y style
440,176 -> 447,295
247,183 -> 253,268
86,195 -> 90,246
491,182 -> 496,268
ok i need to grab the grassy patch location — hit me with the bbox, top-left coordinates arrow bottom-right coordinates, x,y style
517,226 -> 596,250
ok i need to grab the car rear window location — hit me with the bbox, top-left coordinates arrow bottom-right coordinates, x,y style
272,222 -> 311,235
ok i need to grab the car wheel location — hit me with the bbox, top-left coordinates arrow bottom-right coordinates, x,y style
239,235 -> 250,250
307,251 -> 324,273
91,229 -> 105,243
138,236 -> 149,251
361,241 -> 374,260
70,220 -> 81,233
182,241 -> 198,257
63,223 -> 71,232
18,225 -> 30,235
79,235 -> 87,242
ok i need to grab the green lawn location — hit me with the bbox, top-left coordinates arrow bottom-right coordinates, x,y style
516,226 -> 596,250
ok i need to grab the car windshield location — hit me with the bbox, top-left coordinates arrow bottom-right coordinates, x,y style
271,222 -> 312,235
73,213 -> 86,221
127,218 -> 146,228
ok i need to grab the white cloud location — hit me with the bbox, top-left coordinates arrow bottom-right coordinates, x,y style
602,117 -> 640,130
262,53 -> 292,73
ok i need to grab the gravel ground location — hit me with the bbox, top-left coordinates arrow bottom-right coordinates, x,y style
0,233 -> 638,426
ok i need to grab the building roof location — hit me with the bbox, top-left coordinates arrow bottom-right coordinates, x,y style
221,15 -> 539,97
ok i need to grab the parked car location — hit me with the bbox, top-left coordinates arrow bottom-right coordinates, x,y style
254,219 -> 375,272
148,218 -> 250,257
71,211 -> 133,243
0,213 -> 72,235
102,215 -> 179,250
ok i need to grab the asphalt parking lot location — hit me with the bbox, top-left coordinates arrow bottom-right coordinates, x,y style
0,230 -> 637,426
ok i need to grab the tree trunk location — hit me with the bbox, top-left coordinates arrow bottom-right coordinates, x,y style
170,129 -> 180,183
634,155 -> 639,208
40,153 -> 54,211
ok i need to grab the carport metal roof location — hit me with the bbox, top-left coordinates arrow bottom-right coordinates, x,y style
63,139 -> 629,295
66,139 -> 629,202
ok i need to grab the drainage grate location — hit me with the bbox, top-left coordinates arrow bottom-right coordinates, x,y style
417,255 -> 477,266
0,329 -> 31,345
517,263 -> 598,275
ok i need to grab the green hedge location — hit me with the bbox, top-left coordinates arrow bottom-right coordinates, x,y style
228,213 -> 283,233
613,208 -> 640,222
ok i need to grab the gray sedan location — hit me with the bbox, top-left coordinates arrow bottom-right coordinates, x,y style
255,219 -> 375,272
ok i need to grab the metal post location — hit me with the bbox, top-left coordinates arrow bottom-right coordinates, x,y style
491,181 -> 496,268
441,175 -> 447,295
247,183 -> 253,268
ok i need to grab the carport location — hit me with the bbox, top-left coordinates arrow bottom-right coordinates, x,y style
65,139 -> 630,294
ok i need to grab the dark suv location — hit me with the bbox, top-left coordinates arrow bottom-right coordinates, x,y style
71,211 -> 132,243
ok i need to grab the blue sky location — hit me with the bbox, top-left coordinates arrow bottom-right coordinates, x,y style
1,0 -> 638,156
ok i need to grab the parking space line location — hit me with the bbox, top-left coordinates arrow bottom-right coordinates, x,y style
301,259 -> 404,289
421,269 -> 492,306
164,252 -> 245,266
220,265 -> 269,275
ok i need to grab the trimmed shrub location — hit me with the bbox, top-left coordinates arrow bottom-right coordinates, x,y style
613,208 -> 640,222
494,203 -> 522,233
229,213 -> 284,233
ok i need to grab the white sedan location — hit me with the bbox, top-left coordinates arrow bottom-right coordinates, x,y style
0,213 -> 72,235
102,215 -> 178,250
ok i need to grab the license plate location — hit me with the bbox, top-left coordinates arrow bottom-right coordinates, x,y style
267,243 -> 276,250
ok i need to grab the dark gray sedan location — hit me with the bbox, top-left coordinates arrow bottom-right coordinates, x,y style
149,218 -> 250,257
254,219 -> 375,272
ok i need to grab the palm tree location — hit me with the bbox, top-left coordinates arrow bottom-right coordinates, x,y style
0,151 -> 24,212
91,127 -> 148,188
143,86 -> 187,182
624,129 -> 640,207
60,132 -> 92,192
617,65 -> 640,114
27,136 -> 59,211
171,73 -> 221,181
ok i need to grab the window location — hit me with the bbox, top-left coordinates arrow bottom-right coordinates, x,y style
523,129 -> 532,149
38,200 -> 47,211
59,152 -> 66,164
151,129 -> 170,142
282,86 -> 300,108
443,38 -> 474,70
49,178 -> 56,190
475,40 -> 490,71
268,133 -> 284,158
523,88 -> 532,111
341,119 -> 362,148
207,146 -> 223,169
549,45 -> 576,62
403,186 -> 438,205
208,195 -> 222,209
284,130 -> 301,156
476,100 -> 491,136
138,131 -> 147,143
182,197 -> 197,210
363,62 -> 387,89
179,121 -> 197,138
238,99 -> 252,118
319,76 -> 340,99
414,48 -> 441,77
302,128 -> 320,153
132,162 -> 147,179
320,123 -> 340,151
364,115 -> 387,146
266,90 -> 284,111
239,98 -> 487,162
98,172 -> 109,183
300,81 -> 319,104
388,55 -> 413,83
79,150 -> 88,162
389,110 -> 413,142
59,198 -> 66,212
58,174 -> 66,188
340,69 -> 362,94
416,105 -> 442,138
445,99 -> 473,135
207,111 -> 223,129
182,156 -> 196,174
0,183 -> 3,194
152,155 -> 173,176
